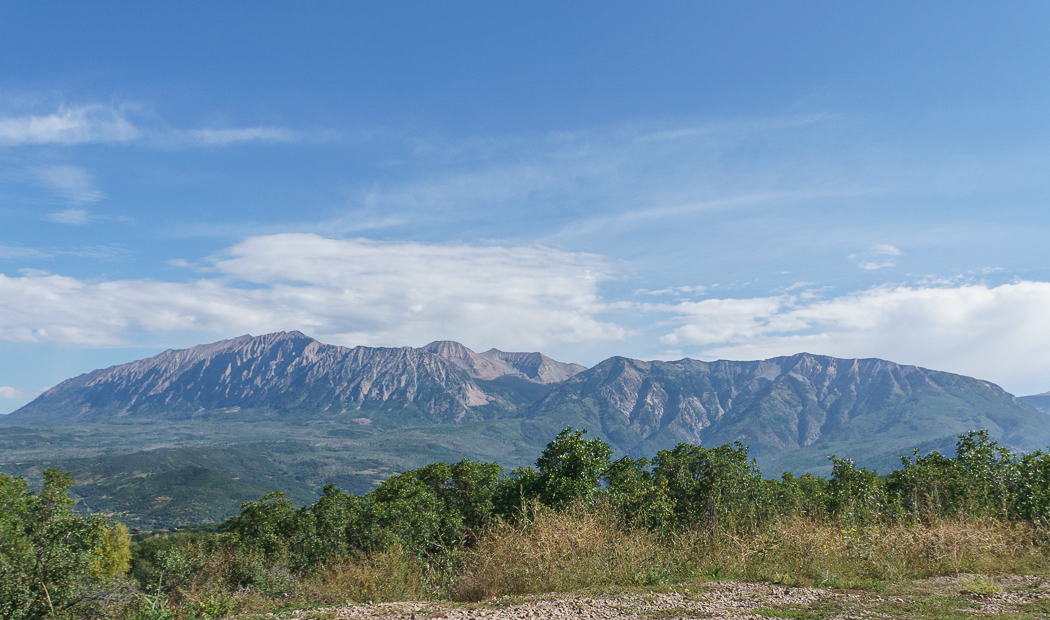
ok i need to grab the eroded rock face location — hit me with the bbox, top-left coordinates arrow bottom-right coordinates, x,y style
12,332 -> 494,423
422,341 -> 585,384
9,333 -> 1046,466
10,332 -> 587,425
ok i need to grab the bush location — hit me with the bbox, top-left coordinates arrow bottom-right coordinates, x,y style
0,469 -> 114,620
650,442 -> 765,532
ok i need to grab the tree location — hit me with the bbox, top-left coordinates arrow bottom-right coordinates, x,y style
535,427 -> 612,509
651,442 -> 763,532
0,469 -> 112,620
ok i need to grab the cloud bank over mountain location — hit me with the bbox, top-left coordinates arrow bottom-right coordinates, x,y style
0,234 -> 624,351
1,232 -> 1048,395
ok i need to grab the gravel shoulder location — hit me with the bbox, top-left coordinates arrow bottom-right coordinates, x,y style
265,575 -> 1050,620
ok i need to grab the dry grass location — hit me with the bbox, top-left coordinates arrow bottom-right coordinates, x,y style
130,510 -> 1050,618
298,546 -> 428,605
677,515 -> 1049,587
454,504 -> 673,600
454,509 -> 1049,600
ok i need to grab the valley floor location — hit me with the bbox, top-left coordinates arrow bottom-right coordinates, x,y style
265,576 -> 1050,620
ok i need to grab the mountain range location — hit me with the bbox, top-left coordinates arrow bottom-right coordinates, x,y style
3,331 -> 1049,527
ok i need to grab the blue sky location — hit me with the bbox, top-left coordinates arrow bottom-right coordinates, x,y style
2,1 -> 1050,413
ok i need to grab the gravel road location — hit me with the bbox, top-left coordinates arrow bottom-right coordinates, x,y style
307,582 -> 829,619
268,576 -> 1050,620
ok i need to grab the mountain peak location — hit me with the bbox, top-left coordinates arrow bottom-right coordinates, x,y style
421,341 -> 585,384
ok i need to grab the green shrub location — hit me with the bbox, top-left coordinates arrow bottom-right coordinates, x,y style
825,456 -> 885,524
0,468 -> 113,620
650,442 -> 765,532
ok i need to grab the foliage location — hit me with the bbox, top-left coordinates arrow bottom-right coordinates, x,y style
826,456 -> 885,523
0,468 -> 113,620
651,442 -> 765,532
887,430 -> 1024,521
91,523 -> 132,580
6,425 -> 1050,618
225,458 -> 503,568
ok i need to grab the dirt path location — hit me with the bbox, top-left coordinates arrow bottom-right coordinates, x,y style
272,576 -> 1050,620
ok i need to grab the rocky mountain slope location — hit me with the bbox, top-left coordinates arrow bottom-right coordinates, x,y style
6,332 -> 580,425
421,340 -> 585,384
7,333 -> 1049,475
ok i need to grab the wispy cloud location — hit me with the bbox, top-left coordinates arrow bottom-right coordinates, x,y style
0,103 -> 304,149
634,285 -> 707,296
0,105 -> 139,145
873,243 -> 902,256
46,209 -> 91,225
2,232 -> 1049,393
0,245 -> 50,259
178,127 -> 303,146
853,243 -> 903,270
0,244 -> 130,261
33,165 -> 106,204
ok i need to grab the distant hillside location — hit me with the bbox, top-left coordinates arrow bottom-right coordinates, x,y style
1019,391 -> 1050,415
527,353 -> 1050,474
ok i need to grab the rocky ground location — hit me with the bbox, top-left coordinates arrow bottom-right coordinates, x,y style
266,575 -> 1050,620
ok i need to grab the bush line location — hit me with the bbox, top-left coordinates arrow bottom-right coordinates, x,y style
3,428 -> 1050,619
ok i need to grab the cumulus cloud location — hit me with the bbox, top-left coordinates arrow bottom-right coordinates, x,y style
0,386 -> 26,399
0,234 -> 627,350
657,281 -> 1050,394
0,105 -> 139,145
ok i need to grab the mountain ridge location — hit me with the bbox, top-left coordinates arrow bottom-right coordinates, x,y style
6,332 -> 582,425
7,332 -> 1049,470
526,351 -> 1045,464
6,332 -> 1050,527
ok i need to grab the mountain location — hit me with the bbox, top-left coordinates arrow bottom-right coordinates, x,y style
422,340 -> 585,384
528,353 -> 1050,473
6,332 -> 582,426
1019,391 -> 1050,415
6,333 -> 1050,526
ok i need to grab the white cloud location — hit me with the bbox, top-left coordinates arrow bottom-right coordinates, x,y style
178,127 -> 302,146
0,103 -> 303,149
0,234 -> 628,350
859,260 -> 895,270
635,285 -> 707,296
46,209 -> 91,225
33,165 -> 105,204
0,105 -> 139,145
0,386 -> 25,399
854,244 -> 902,270
0,245 -> 49,259
657,281 -> 1050,394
